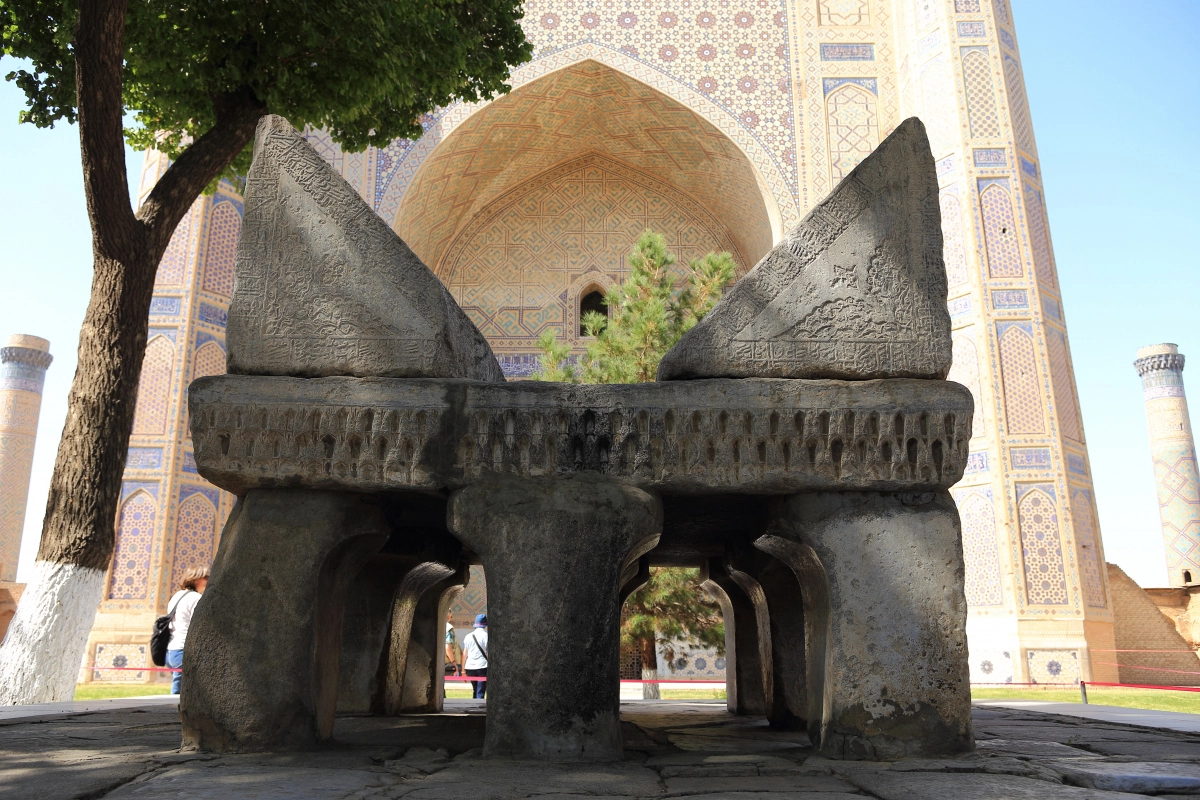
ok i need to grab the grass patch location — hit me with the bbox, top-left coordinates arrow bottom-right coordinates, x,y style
660,688 -> 726,700
445,685 -> 474,699
74,684 -> 173,701
972,686 -> 1200,714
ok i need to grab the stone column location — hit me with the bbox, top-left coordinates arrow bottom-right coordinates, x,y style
762,492 -> 973,760
726,546 -> 808,730
181,490 -> 389,751
336,554 -> 423,715
449,475 -> 661,760
1135,344 -> 1200,587
398,567 -> 468,712
701,559 -> 769,716
0,335 -> 52,582
381,561 -> 458,714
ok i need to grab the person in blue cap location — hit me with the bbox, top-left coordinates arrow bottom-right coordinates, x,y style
462,613 -> 489,699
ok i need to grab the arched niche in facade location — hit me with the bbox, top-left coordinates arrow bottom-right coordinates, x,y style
393,58 -> 780,355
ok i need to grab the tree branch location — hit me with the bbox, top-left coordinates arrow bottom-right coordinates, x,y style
138,87 -> 268,259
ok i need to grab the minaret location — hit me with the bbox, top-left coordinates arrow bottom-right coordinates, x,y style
1135,344 -> 1200,587
0,335 -> 53,581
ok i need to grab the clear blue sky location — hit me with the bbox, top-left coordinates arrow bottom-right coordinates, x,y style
1,1 -> 1197,587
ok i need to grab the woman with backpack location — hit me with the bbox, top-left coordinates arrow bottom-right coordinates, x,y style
164,566 -> 209,694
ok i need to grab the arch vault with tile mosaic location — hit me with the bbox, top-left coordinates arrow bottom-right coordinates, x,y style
84,0 -> 1117,687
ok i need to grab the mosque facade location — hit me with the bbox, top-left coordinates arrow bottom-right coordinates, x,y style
81,0 -> 1119,686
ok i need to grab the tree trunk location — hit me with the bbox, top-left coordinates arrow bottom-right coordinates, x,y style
639,634 -> 660,700
0,0 -> 264,704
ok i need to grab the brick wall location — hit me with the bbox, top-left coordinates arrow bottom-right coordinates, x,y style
1107,563 -> 1200,686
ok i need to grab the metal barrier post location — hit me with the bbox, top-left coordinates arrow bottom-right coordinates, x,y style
1080,681 -> 1088,705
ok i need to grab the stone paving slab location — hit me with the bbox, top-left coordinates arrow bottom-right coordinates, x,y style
844,772 -> 1145,799
5,699 -> 1200,798
975,701 -> 1200,735
1048,760 -> 1200,794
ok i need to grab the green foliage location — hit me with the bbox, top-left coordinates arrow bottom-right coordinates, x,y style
1,0 -> 532,181
622,568 -> 724,663
536,229 -> 735,384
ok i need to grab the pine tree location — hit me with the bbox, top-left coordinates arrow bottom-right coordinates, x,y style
535,229 -> 735,384
622,568 -> 725,700
535,229 -> 734,698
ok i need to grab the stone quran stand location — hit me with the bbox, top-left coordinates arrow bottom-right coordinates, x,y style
180,114 -> 976,761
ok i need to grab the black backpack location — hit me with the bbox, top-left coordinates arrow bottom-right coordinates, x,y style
150,591 -> 191,666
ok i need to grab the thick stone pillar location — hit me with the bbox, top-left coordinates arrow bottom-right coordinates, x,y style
337,554 -> 420,714
1135,344 -> 1200,587
761,491 -> 973,760
385,562 -> 460,713
726,546 -> 808,730
0,335 -> 52,583
449,475 -> 661,760
398,573 -> 465,712
701,558 -> 768,716
181,490 -> 388,752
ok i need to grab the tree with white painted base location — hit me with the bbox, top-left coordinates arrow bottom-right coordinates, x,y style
0,0 -> 530,704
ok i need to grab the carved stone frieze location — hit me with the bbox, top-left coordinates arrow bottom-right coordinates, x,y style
189,375 -> 974,496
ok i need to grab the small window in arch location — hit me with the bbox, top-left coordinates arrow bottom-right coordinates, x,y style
1185,570 -> 1194,585
579,289 -> 608,337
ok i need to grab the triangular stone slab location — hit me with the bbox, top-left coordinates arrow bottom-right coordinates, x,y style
227,115 -> 504,382
658,117 -> 951,381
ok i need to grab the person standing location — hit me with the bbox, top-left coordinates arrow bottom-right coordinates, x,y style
445,609 -> 461,677
165,566 -> 208,695
462,614 -> 488,699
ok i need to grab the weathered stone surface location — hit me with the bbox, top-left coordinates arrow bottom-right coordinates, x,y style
189,375 -> 973,496
759,491 -> 973,760
702,558 -> 770,717
449,475 -> 662,760
181,490 -> 388,751
845,771 -> 1145,799
226,115 -> 503,382
399,568 -> 468,713
658,117 -> 949,381
1050,760 -> 1200,794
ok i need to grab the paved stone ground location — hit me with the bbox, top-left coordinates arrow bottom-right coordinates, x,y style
3,699 -> 1200,799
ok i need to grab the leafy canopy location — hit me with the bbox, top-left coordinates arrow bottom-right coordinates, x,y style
1,0 -> 533,178
535,229 -> 735,384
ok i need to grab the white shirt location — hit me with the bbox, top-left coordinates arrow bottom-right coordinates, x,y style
462,627 -> 488,669
166,590 -> 201,651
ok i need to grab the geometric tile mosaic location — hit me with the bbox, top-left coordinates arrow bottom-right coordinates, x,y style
201,201 -> 241,298
962,47 -> 1001,139
997,322 -> 1045,435
108,490 -> 156,601
93,642 -> 148,682
948,334 -> 984,438
1017,485 -> 1069,606
1027,648 -> 1080,685
953,487 -> 1005,606
1071,488 -> 1108,608
979,179 -> 1022,279
1046,327 -> 1082,442
131,335 -> 175,437
940,189 -> 970,289
824,80 -> 880,183
170,488 -> 217,591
